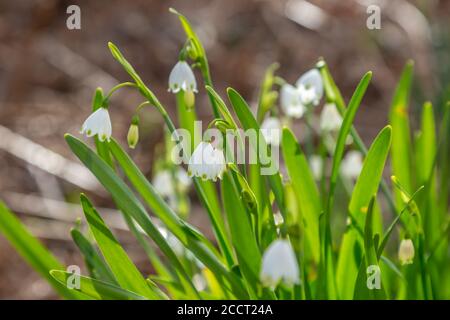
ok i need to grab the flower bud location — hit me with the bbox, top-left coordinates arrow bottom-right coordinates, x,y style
184,89 -> 195,109
127,116 -> 139,149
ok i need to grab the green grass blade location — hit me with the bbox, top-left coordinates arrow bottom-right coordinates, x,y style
221,173 -> 261,298
349,125 -> 392,226
66,134 -> 247,299
320,71 -> 372,299
80,194 -> 166,299
50,270 -> 148,300
71,228 -> 117,284
354,197 -> 386,299
65,134 -> 199,297
389,61 -> 414,206
327,71 -> 372,211
281,127 -> 321,262
0,201 -> 85,299
108,138 -> 220,257
226,87 -> 287,220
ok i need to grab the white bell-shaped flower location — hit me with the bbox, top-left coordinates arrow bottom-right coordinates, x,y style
260,239 -> 300,288
280,84 -> 306,119
320,103 -> 342,132
188,142 -> 226,182
261,117 -> 281,146
341,151 -> 363,180
80,107 -> 112,142
398,239 -> 415,265
152,168 -> 191,197
168,61 -> 198,93
310,155 -> 323,180
296,69 -> 323,106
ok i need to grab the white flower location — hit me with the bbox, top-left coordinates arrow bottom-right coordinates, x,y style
261,117 -> 281,146
80,107 -> 112,142
260,239 -> 300,288
320,103 -> 342,132
188,142 -> 226,182
168,61 -> 198,93
152,168 -> 191,197
280,84 -> 306,118
398,239 -> 415,265
341,151 -> 363,180
310,155 -> 323,180
296,69 -> 323,106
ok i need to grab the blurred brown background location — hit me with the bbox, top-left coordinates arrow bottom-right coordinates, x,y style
0,0 -> 449,299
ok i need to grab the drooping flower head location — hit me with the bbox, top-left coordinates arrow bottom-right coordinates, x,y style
260,239 -> 300,288
261,117 -> 282,146
152,168 -> 191,197
296,69 -> 323,106
80,107 -> 112,142
280,83 -> 305,119
398,239 -> 415,265
309,155 -> 323,180
188,142 -> 226,182
168,61 -> 198,94
320,103 -> 342,132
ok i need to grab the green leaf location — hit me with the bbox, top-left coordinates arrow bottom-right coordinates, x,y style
65,134 -> 247,299
108,138 -> 218,256
389,61 -> 414,206
349,125 -> 392,226
71,228 -> 117,284
65,134 -> 198,297
226,87 -> 287,220
221,173 -> 261,298
353,197 -> 386,299
50,270 -> 147,300
80,194 -> 166,299
0,202 -> 85,299
327,71 -> 372,210
281,127 -> 320,262
320,71 -> 372,299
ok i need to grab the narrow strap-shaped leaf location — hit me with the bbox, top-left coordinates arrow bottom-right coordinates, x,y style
108,138 -> 218,256
80,194 -> 166,300
0,202 -> 86,299
226,87 -> 287,220
50,270 -> 148,300
66,134 -> 247,299
221,173 -> 260,298
281,127 -> 321,262
349,125 -> 392,226
65,134 -> 199,298
71,228 -> 117,284
389,61 -> 414,207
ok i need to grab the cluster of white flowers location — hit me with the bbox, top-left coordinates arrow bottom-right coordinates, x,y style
260,239 -> 300,288
280,69 -> 323,119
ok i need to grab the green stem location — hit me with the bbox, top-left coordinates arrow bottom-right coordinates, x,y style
104,82 -> 137,103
